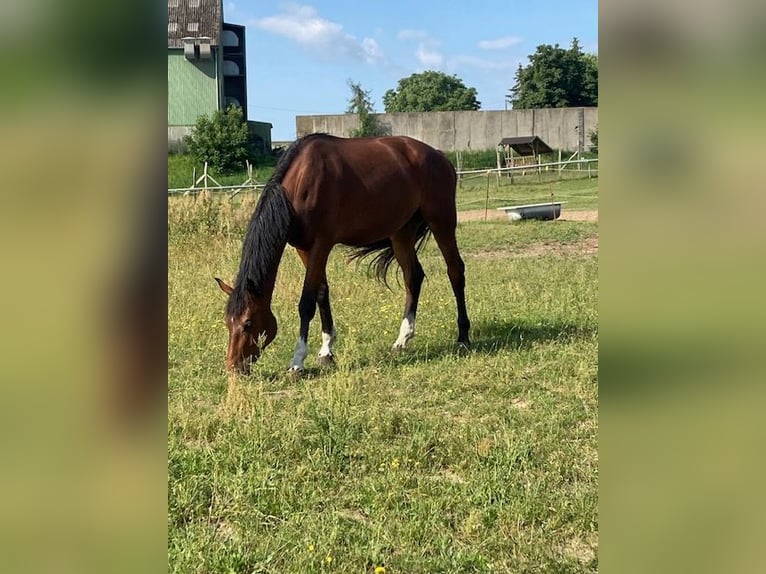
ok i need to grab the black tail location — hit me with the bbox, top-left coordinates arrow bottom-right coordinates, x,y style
348,211 -> 431,287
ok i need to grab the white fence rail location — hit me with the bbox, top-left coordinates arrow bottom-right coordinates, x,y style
168,158 -> 598,196
168,183 -> 266,195
457,158 -> 598,177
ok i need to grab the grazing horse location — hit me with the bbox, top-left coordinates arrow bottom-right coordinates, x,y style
215,133 -> 470,374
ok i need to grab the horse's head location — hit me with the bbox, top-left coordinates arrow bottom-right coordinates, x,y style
215,277 -> 277,374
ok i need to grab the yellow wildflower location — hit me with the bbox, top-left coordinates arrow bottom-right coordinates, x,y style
307,544 -> 315,552
325,555 -> 333,564
375,566 -> 386,574
390,458 -> 400,469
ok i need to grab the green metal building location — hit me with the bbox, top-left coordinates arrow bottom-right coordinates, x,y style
167,0 -> 271,152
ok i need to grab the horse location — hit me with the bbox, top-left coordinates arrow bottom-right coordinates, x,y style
215,133 -> 470,374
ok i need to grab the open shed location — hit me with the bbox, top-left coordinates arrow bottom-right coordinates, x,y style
497,135 -> 554,172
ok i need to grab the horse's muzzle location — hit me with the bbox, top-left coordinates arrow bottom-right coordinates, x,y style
227,355 -> 255,375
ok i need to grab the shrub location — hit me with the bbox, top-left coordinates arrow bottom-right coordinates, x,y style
589,125 -> 598,152
184,105 -> 250,174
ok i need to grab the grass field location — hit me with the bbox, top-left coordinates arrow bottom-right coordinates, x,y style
168,182 -> 598,572
457,174 -> 598,212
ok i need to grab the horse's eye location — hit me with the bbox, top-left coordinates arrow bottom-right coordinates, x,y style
243,320 -> 252,331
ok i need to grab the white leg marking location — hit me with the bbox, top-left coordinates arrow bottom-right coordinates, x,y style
392,313 -> 415,350
288,337 -> 308,372
318,328 -> 336,358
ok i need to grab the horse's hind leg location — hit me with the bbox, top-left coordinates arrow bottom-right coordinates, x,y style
390,228 -> 426,350
428,223 -> 470,347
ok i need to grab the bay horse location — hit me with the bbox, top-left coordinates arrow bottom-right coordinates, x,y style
215,133 -> 470,374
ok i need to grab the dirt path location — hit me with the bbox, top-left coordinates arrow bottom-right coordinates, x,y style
458,209 -> 598,223
467,236 -> 599,259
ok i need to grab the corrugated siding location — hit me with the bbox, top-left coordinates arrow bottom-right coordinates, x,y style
168,51 -> 219,126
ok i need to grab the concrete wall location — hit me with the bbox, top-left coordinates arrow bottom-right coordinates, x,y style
296,107 -> 598,152
168,126 -> 193,153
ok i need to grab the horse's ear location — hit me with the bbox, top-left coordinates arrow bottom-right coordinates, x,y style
246,278 -> 262,296
214,277 -> 233,295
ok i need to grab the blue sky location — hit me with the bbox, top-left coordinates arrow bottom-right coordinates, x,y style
224,1 -> 598,141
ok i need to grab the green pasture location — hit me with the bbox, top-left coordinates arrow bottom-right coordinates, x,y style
457,174 -> 598,212
168,188 -> 598,573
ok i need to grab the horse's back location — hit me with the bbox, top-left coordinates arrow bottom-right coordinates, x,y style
299,134 -> 455,192
283,134 -> 457,247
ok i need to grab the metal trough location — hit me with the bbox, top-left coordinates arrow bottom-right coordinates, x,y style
497,202 -> 565,222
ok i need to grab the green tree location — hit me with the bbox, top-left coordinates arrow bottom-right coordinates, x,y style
510,38 -> 598,109
184,105 -> 250,174
383,71 -> 480,112
346,80 -> 389,138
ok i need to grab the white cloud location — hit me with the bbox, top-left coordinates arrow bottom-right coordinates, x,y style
397,28 -> 444,69
251,4 -> 340,45
250,3 -> 384,64
416,45 -> 444,68
361,38 -> 384,64
478,36 -> 523,50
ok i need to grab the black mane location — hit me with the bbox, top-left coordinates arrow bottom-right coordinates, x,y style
226,134 -> 328,317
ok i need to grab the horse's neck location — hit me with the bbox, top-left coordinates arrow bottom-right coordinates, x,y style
259,260 -> 281,305
256,236 -> 289,305
241,191 -> 291,303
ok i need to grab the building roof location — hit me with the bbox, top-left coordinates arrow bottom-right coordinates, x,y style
498,135 -> 554,156
168,0 -> 222,48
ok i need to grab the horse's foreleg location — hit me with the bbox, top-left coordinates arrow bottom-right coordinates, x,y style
289,248 -> 332,373
288,286 -> 316,373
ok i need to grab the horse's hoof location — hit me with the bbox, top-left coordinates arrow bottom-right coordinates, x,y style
287,365 -> 304,377
391,344 -> 406,353
317,353 -> 335,367
456,340 -> 471,352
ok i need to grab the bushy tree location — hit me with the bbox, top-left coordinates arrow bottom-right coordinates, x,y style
184,105 -> 250,173
383,71 -> 480,112
510,38 -> 598,109
346,80 -> 389,138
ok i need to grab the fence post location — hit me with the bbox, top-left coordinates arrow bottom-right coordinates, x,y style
484,171 -> 490,222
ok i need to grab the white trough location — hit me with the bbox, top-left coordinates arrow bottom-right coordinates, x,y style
497,202 -> 565,222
